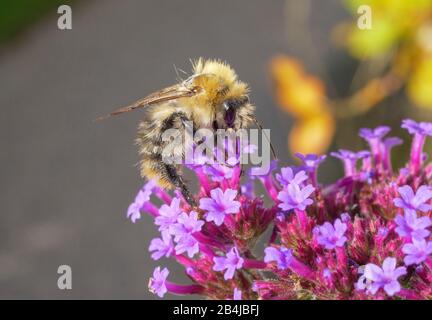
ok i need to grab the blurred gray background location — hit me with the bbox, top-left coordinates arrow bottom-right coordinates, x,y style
0,0 -> 348,299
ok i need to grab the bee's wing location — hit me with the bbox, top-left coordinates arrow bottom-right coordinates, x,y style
95,83 -> 199,121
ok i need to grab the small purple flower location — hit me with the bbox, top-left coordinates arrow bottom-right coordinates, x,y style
175,233 -> 200,258
359,126 -> 391,141
330,149 -> 370,161
382,137 -> 403,172
155,197 -> 183,232
340,212 -> 351,223
170,211 -> 204,241
393,185 -> 432,215
203,163 -> 234,182
383,137 -> 403,149
149,266 -> 169,298
395,210 -> 432,240
200,188 -> 240,226
264,246 -> 293,270
127,181 -> 156,223
357,257 -> 406,296
314,218 -> 348,249
233,288 -> 242,300
295,153 -> 326,171
275,167 -> 308,187
377,227 -> 390,238
149,231 -> 174,260
189,152 -> 211,167
359,126 -> 391,166
402,119 -> 432,172
277,183 -> 315,211
127,202 -> 143,224
213,247 -> 244,280
402,119 -> 432,137
330,149 -> 370,176
323,268 -> 332,279
240,179 -> 254,198
402,238 -> 432,266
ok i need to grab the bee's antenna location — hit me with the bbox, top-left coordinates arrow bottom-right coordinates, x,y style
253,117 -> 277,160
173,64 -> 184,83
177,67 -> 188,76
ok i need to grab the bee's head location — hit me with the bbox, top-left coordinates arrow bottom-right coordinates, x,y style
188,59 -> 255,129
213,95 -> 254,130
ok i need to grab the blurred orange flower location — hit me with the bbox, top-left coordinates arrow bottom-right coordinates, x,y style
270,55 -> 335,155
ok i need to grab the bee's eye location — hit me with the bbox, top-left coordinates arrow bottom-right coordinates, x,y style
223,102 -> 236,127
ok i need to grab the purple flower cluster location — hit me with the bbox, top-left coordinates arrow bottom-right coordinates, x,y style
129,119 -> 432,300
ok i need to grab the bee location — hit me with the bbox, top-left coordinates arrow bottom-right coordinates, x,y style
97,58 -> 275,206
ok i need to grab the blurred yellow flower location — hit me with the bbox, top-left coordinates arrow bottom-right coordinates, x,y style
289,113 -> 335,156
271,0 -> 432,155
343,0 -> 432,109
270,55 -> 335,155
408,57 -> 432,109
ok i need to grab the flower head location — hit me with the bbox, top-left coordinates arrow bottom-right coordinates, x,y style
264,247 -> 293,270
277,183 -> 315,211
199,188 -> 240,226
213,247 -> 244,280
314,218 -> 348,250
402,238 -> 432,266
149,266 -> 169,298
357,257 -> 406,296
393,185 -> 432,215
132,118 -> 432,300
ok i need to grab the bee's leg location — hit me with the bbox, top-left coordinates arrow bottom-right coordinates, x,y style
158,111 -> 197,206
164,164 -> 197,207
